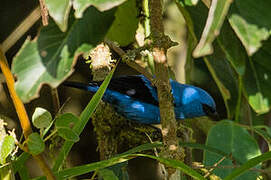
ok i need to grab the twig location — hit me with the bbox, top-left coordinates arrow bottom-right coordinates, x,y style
0,47 -> 55,180
1,6 -> 41,53
51,88 -> 60,115
39,0 -> 49,26
104,40 -> 155,83
204,156 -> 226,178
148,0 -> 183,177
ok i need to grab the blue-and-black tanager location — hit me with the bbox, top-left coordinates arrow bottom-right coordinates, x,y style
64,75 -> 218,124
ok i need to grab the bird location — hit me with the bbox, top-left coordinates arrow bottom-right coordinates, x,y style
64,75 -> 218,124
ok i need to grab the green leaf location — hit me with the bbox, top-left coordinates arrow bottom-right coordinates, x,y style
224,151 -> 271,180
45,0 -> 71,32
228,1 -> 271,55
32,107 -> 52,129
0,164 -> 15,180
0,136 -> 15,164
139,154 -> 206,180
73,0 -> 126,18
242,42 -> 271,114
217,21 -> 246,76
53,65 -> 117,171
99,169 -> 118,180
204,120 -> 261,179
55,143 -> 161,178
12,152 -> 30,180
55,113 -> 80,142
179,142 -> 242,164
57,153 -> 206,180
12,7 -> 115,102
177,1 -> 239,119
26,133 -> 45,155
193,0 -> 232,57
106,0 -> 139,46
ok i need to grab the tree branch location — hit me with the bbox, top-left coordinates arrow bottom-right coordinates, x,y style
148,0 -> 184,177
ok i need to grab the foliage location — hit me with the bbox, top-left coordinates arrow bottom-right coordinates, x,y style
1,0 -> 271,179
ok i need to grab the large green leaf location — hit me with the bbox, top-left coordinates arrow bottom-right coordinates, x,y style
204,120 -> 261,179
106,0 -> 139,46
193,0 -> 232,57
73,0 -> 126,18
178,1 -> 239,118
242,39 -> 271,114
12,7 -> 115,102
45,0 -> 71,32
228,0 -> 271,56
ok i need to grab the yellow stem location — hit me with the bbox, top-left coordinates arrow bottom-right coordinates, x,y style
0,47 -> 55,180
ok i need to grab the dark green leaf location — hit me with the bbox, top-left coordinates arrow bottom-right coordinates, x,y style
242,45 -> 271,114
99,169 -> 118,180
106,0 -> 139,46
55,113 -> 80,142
26,133 -> 45,155
12,7 -> 115,102
204,120 -> 261,179
32,107 -> 52,129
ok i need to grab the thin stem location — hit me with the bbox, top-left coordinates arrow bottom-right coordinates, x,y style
0,47 -> 55,180
43,129 -> 57,142
104,40 -> 155,83
235,76 -> 242,122
51,88 -> 60,115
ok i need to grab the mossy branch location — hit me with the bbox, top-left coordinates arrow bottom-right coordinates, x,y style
148,0 -> 184,177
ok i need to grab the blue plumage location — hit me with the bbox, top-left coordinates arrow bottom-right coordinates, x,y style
64,75 -> 218,124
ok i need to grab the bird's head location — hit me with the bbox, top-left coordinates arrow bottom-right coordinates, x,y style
171,81 -> 218,120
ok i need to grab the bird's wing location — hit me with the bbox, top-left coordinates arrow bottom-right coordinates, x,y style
98,75 -> 159,106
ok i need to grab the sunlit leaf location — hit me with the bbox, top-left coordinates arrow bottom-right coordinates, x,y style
45,0 -> 71,32
0,136 -> 15,164
32,107 -> 52,129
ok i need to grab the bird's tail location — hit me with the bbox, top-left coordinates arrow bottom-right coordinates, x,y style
63,81 -> 99,93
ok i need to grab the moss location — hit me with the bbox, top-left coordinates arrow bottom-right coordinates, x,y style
92,101 -> 162,159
